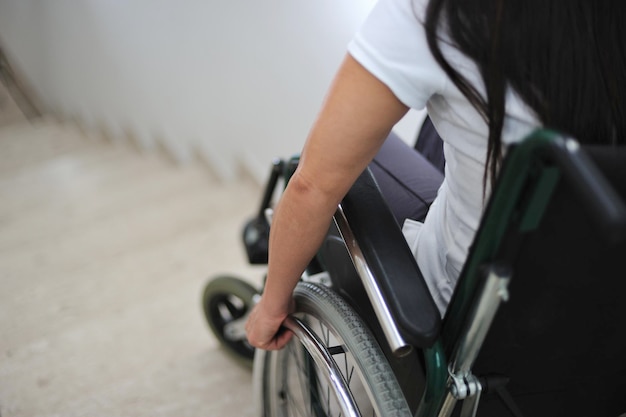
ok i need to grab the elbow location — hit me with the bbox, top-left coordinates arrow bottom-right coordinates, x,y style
285,169 -> 342,213
288,169 -> 316,197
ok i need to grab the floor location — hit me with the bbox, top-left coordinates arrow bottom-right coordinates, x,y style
0,117 -> 265,416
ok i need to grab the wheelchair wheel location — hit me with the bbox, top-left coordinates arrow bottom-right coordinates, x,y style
261,282 -> 411,417
202,275 -> 258,368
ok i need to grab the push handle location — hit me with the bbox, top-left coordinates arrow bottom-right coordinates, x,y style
546,137 -> 626,243
256,159 -> 284,218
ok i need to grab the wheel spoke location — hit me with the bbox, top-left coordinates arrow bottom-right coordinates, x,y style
217,302 -> 234,321
224,295 -> 245,317
286,341 -> 329,417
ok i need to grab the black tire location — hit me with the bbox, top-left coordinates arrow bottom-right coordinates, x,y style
202,275 -> 259,368
262,281 -> 412,417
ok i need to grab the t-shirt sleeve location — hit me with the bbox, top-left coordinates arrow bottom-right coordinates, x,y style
347,0 -> 447,110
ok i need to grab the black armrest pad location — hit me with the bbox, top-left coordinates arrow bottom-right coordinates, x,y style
341,168 -> 441,348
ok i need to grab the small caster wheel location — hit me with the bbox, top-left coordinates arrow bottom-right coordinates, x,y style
202,275 -> 259,368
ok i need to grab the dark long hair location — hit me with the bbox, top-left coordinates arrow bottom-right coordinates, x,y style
424,0 -> 626,187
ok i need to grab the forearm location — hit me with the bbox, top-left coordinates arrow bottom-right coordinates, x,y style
259,171 -> 338,316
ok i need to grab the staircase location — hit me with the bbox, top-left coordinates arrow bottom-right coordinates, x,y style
0,115 -> 262,415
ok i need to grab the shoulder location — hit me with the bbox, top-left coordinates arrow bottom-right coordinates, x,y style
347,0 -> 446,110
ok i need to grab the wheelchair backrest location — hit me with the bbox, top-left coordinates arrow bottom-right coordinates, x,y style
443,131 -> 626,416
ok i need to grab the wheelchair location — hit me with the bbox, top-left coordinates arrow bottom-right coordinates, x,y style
202,129 -> 626,417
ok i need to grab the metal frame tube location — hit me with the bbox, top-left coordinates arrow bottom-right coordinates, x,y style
449,265 -> 511,375
333,205 -> 411,356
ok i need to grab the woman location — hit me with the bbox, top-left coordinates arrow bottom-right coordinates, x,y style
246,0 -> 626,350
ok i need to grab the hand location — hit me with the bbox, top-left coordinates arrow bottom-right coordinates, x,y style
245,296 -> 295,350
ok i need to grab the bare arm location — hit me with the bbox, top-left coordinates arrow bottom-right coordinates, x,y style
245,54 -> 408,350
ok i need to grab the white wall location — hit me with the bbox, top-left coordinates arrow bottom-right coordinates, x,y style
0,0 -> 424,181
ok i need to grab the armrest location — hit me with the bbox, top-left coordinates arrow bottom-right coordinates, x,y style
339,168 -> 441,349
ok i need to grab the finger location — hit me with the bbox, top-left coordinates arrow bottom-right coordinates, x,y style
274,327 -> 294,349
263,327 -> 293,350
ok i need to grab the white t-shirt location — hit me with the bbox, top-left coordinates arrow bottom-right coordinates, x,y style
348,0 -> 539,314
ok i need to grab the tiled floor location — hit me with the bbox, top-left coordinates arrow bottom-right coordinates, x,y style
0,119 -> 264,416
